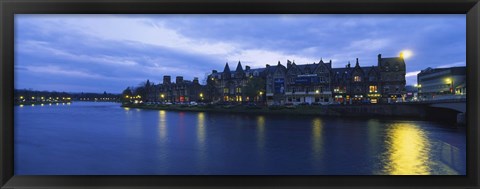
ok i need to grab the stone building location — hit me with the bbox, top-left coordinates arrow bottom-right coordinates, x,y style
417,66 -> 466,100
153,75 -> 203,103
208,53 -> 406,105
208,61 -> 265,103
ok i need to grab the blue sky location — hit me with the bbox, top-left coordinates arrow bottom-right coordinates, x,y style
15,14 -> 466,93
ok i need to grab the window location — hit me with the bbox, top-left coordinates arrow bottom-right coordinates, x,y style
236,87 -> 242,93
354,76 -> 361,82
369,85 -> 377,93
224,88 -> 229,94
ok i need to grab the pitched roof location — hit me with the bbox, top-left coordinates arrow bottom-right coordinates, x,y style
235,61 -> 244,73
223,62 -> 231,73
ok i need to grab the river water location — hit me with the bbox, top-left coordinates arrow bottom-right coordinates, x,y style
14,102 -> 466,175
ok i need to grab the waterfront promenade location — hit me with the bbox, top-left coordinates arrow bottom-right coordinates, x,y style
122,101 -> 464,124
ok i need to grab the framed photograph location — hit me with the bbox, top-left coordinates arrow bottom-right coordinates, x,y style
1,0 -> 479,188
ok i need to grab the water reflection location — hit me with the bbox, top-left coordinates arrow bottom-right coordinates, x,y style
257,116 -> 265,150
158,110 -> 167,141
197,112 -> 207,171
383,123 -> 431,175
197,112 -> 206,145
311,118 -> 323,160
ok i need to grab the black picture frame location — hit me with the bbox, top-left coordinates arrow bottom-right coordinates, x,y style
1,0 -> 479,188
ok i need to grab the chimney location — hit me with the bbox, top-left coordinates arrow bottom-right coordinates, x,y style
266,64 -> 270,68
245,66 -> 250,71
193,77 -> 199,84
176,76 -> 183,84
212,70 -> 217,74
163,75 -> 171,85
378,54 -> 382,61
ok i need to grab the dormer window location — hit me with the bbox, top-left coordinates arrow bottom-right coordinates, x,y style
354,76 -> 361,82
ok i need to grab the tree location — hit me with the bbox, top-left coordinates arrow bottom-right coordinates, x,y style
243,77 -> 265,102
121,87 -> 133,103
206,76 -> 220,102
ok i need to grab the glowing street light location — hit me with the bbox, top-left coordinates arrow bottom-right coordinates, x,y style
20,96 -> 24,99
400,50 -> 413,59
199,93 -> 203,98
445,78 -> 453,93
315,90 -> 320,94
259,91 -> 263,95
161,94 -> 165,98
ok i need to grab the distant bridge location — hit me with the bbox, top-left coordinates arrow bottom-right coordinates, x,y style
421,99 -> 466,113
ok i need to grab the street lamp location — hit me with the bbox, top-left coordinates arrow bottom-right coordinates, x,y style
400,50 -> 413,59
445,78 -> 453,94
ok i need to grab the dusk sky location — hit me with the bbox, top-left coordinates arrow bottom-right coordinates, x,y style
15,14 -> 465,93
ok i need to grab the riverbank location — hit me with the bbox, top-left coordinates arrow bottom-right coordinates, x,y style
14,101 -> 71,106
121,103 -> 458,122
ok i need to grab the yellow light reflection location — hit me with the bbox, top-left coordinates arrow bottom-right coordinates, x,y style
19,104 -> 24,107
158,110 -> 167,141
197,112 -> 205,145
197,112 -> 207,169
257,116 -> 265,150
383,123 -> 430,175
311,118 -> 323,160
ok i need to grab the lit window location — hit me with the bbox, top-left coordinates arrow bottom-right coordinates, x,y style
236,87 -> 242,93
224,88 -> 229,93
354,76 -> 361,82
369,86 -> 377,93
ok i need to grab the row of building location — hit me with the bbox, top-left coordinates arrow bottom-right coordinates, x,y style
131,53 -> 466,105
208,54 -> 406,105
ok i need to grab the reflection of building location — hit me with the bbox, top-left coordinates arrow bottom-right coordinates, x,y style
417,66 -> 466,100
208,53 -> 406,105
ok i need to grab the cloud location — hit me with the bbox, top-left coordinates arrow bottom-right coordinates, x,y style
17,40 -> 138,66
406,71 -> 421,78
436,61 -> 466,68
347,38 -> 391,51
20,65 -> 104,79
15,14 -> 466,91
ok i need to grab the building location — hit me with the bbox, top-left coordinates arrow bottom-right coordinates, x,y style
208,53 -> 406,105
208,61 -> 265,103
148,76 -> 203,103
417,66 -> 466,100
